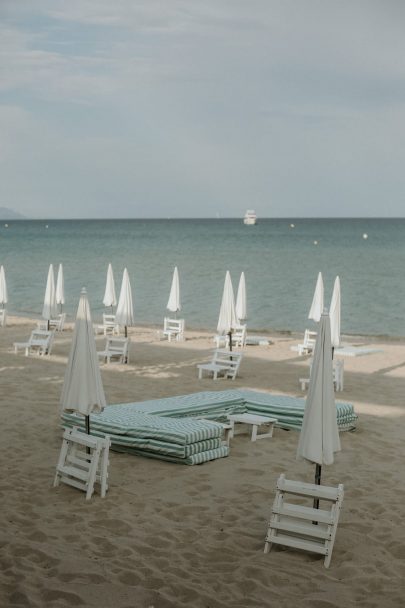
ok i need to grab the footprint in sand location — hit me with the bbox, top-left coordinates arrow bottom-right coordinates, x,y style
41,589 -> 85,605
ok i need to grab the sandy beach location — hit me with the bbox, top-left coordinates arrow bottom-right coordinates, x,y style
1,317 -> 404,607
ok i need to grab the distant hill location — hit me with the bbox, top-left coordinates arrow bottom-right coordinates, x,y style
0,207 -> 25,220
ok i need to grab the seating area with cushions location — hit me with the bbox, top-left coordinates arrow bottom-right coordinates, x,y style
62,389 -> 358,465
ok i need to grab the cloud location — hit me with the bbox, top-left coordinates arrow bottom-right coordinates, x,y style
1,1 -> 405,217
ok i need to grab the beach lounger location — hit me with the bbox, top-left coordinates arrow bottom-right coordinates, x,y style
300,359 -> 344,392
14,329 -> 54,356
197,349 -> 242,380
49,312 -> 66,332
163,317 -> 185,342
214,325 -> 247,349
98,336 -> 129,364
97,313 -> 120,336
291,329 -> 317,355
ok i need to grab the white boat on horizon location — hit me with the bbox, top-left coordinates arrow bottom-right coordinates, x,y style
243,210 -> 257,225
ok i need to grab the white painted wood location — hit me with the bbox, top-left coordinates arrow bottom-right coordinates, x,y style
228,413 -> 277,441
163,317 -> 185,342
54,428 -> 110,500
296,330 -> 317,356
197,349 -> 242,380
97,314 -> 120,336
14,329 -> 54,356
98,337 -> 129,364
49,313 -> 66,332
279,478 -> 339,501
264,474 -> 344,567
300,359 -> 344,392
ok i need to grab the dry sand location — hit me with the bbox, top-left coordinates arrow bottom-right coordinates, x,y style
1,317 -> 404,607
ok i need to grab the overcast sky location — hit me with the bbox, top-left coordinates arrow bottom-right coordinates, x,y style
1,1 -> 404,218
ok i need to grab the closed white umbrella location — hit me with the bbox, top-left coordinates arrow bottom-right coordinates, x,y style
103,263 -> 117,310
56,263 -> 65,312
297,312 -> 341,496
217,271 -> 238,351
42,264 -> 57,327
115,268 -> 134,337
167,266 -> 181,315
0,265 -> 8,308
60,288 -> 106,434
236,271 -> 247,322
308,271 -> 324,322
329,276 -> 341,349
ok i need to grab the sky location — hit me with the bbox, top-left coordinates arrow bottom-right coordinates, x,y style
1,0 -> 405,219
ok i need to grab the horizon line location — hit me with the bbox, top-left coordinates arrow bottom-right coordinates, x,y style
2,216 -> 405,221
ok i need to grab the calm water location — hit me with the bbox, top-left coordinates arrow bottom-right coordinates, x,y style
0,218 -> 404,337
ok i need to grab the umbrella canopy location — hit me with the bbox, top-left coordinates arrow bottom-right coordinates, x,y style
329,276 -> 341,348
0,265 -> 8,306
103,263 -> 117,308
308,271 -> 324,322
297,312 -> 341,467
235,271 -> 247,322
115,268 -> 134,335
217,271 -> 238,334
42,264 -> 57,320
60,288 -> 106,417
56,263 -> 65,307
167,266 -> 181,313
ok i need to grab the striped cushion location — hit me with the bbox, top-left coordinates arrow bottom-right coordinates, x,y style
113,445 -> 229,465
62,407 -> 223,445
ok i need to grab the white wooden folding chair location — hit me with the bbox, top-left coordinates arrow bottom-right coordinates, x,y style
54,427 -> 111,500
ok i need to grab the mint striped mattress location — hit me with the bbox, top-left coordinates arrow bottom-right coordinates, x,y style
61,389 -> 357,465
113,445 -> 229,465
114,389 -> 357,432
62,407 -> 224,444
121,390 -> 245,421
62,409 -> 229,464
239,390 -> 357,431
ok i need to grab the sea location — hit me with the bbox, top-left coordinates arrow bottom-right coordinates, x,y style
0,218 -> 404,338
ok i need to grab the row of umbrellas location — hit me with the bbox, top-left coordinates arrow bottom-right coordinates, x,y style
42,264 -> 135,336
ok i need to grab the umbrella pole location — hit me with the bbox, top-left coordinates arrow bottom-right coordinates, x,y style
85,414 -> 91,455
47,319 -> 50,331
125,326 -> 128,338
228,330 -> 233,353
313,463 -> 322,514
